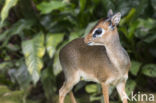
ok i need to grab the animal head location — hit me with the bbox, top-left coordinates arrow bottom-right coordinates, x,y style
84,10 -> 121,46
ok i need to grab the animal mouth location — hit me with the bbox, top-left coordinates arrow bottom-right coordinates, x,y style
87,42 -> 93,46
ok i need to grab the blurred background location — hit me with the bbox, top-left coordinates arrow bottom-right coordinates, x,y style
0,0 -> 156,103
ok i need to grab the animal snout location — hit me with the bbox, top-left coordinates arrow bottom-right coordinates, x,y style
84,35 -> 92,44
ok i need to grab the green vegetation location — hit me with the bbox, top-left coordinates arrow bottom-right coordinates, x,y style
0,0 -> 156,103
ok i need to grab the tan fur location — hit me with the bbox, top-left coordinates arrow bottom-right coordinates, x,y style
59,13 -> 131,103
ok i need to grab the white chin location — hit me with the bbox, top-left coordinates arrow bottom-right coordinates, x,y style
88,42 -> 94,46
88,42 -> 103,46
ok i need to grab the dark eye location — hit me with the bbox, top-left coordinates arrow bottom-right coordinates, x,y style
95,28 -> 102,35
93,28 -> 105,38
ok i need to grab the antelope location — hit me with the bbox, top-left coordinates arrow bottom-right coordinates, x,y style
59,10 -> 131,103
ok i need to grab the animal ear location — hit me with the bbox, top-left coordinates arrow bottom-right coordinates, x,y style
111,12 -> 121,26
107,9 -> 113,17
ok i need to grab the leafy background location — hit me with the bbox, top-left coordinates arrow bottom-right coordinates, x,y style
0,0 -> 156,103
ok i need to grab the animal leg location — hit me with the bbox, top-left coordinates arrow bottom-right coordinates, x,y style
101,83 -> 109,103
116,82 -> 129,103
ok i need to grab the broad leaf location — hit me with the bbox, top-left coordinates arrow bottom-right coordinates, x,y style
84,20 -> 98,36
0,19 -> 34,47
135,18 -> 156,38
119,27 -> 129,39
120,8 -> 136,26
53,48 -> 62,76
22,33 -> 45,84
46,33 -> 64,58
0,61 -> 13,70
142,64 -> 156,77
0,85 -> 24,103
41,68 -> 56,100
128,20 -> 140,39
143,34 -> 156,43
130,61 -> 141,76
79,0 -> 86,11
85,84 -> 98,93
69,31 -> 83,41
8,64 -> 31,89
0,0 -> 18,24
126,79 -> 136,96
37,1 -> 66,14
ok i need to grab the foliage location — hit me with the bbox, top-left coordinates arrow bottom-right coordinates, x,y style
22,32 -> 45,84
0,0 -> 18,24
0,0 -> 156,103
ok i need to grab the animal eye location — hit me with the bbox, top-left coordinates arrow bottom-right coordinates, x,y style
95,28 -> 102,35
93,28 -> 105,38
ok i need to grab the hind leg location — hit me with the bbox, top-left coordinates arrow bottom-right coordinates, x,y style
59,72 -> 80,103
116,82 -> 129,103
69,91 -> 77,103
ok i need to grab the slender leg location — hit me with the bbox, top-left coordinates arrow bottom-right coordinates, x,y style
101,83 -> 109,103
69,91 -> 77,103
116,82 -> 129,103
59,72 -> 80,103
59,82 -> 69,103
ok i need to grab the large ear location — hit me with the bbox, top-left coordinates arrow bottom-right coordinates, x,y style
107,9 -> 113,17
111,12 -> 121,26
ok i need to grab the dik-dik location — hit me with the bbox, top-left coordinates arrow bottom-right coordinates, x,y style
59,10 -> 131,103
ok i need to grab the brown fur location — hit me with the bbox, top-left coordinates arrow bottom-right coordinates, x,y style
59,38 -> 118,82
59,13 -> 131,103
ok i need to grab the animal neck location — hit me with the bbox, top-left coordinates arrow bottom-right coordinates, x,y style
105,34 -> 130,74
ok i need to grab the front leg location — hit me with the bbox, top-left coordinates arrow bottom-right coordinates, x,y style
116,82 -> 129,103
101,83 -> 109,103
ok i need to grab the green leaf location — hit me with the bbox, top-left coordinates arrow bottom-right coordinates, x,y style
84,20 -> 98,36
0,61 -> 13,70
120,8 -> 136,26
22,33 -> 45,84
135,18 -> 156,38
142,64 -> 156,77
138,18 -> 156,30
90,95 -> 101,102
46,33 -> 64,58
0,85 -> 24,103
69,30 -> 83,41
0,19 -> 34,47
41,68 -> 57,100
85,84 -> 98,93
130,61 -> 141,76
101,0 -> 114,11
126,79 -> 136,96
0,0 -> 18,24
53,48 -> 62,76
119,27 -> 129,39
8,64 -> 31,89
74,81 -> 87,92
143,34 -> 156,43
128,20 -> 140,39
37,1 -> 66,14
79,0 -> 86,11
6,43 -> 20,51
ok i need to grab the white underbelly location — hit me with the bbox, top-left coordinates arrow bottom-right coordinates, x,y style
105,74 -> 128,85
79,70 -> 99,83
78,70 -> 128,86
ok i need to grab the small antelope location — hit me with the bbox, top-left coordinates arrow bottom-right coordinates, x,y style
59,10 -> 131,103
